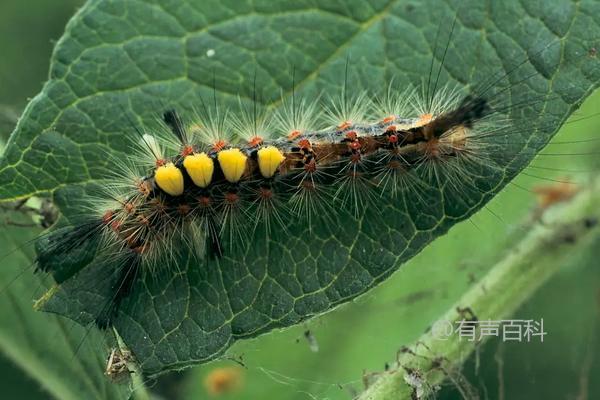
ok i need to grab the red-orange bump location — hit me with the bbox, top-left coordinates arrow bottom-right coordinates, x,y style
419,113 -> 433,124
155,159 -> 167,168
349,141 -> 361,151
248,136 -> 263,147
345,130 -> 358,141
102,210 -> 114,225
298,138 -> 311,150
304,158 -> 317,173
424,138 -> 441,158
388,134 -> 399,144
385,125 -> 397,133
338,120 -> 352,131
198,196 -> 212,208
124,202 -> 135,214
211,139 -> 227,152
137,181 -> 151,196
382,115 -> 396,124
287,130 -> 302,140
258,187 -> 273,200
224,192 -> 240,205
181,145 -> 194,157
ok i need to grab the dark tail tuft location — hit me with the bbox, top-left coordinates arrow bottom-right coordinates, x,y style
163,109 -> 188,145
35,221 -> 102,283
425,96 -> 489,138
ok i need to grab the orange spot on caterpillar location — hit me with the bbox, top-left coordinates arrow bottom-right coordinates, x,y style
248,136 -> 263,147
338,120 -> 352,131
102,210 -> 114,225
345,130 -> 361,151
349,141 -> 361,151
382,115 -> 396,124
124,202 -> 135,214
388,134 -> 399,144
287,129 -> 302,140
424,138 -> 441,158
304,158 -> 317,173
155,159 -> 167,168
298,138 -> 311,150
212,139 -> 227,152
181,145 -> 194,157
224,192 -> 240,205
385,125 -> 397,133
259,187 -> 273,200
419,113 -> 433,124
204,367 -> 244,396
137,181 -> 151,196
198,196 -> 212,208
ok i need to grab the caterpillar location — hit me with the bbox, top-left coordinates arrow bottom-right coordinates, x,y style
34,80 -> 495,319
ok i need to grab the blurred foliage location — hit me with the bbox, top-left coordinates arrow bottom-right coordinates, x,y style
0,0 -> 83,141
0,1 -> 81,108
1,1 -> 88,400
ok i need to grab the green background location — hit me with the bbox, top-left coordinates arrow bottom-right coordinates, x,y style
0,1 -> 82,399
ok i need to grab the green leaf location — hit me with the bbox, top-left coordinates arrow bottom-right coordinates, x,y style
1,0 -> 599,378
0,209 -> 129,400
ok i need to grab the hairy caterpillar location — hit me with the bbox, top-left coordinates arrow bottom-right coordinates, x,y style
35,79 -> 494,322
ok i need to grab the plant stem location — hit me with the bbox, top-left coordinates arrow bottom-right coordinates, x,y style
359,179 -> 600,400
113,329 -> 152,400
